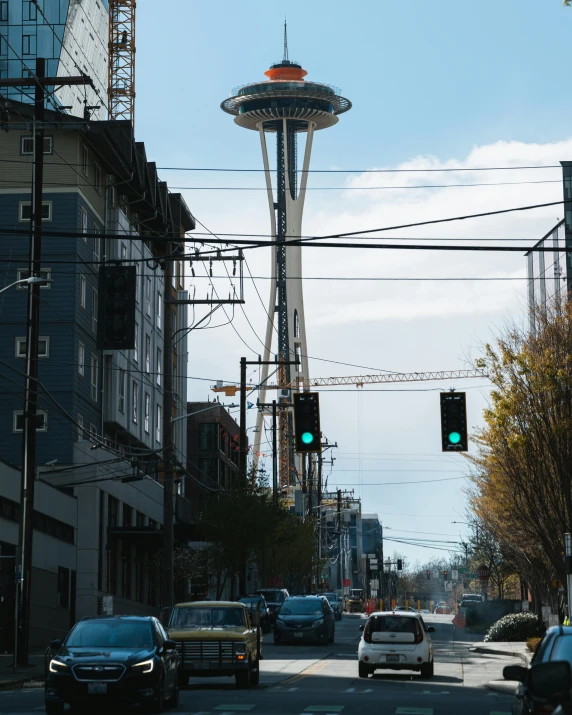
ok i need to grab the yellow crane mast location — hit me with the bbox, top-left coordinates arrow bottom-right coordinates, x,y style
108,0 -> 136,124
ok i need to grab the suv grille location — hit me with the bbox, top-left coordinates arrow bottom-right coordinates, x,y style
73,664 -> 125,681
176,640 -> 237,661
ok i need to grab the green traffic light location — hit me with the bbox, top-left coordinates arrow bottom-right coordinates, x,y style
448,431 -> 461,445
301,432 -> 314,445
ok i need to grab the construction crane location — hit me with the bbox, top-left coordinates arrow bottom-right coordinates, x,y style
211,369 -> 487,488
108,0 -> 136,125
211,369 -> 486,396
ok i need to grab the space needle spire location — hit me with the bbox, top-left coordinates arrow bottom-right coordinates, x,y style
221,30 -> 351,489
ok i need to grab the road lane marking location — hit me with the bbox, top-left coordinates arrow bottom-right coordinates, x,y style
288,687 -> 299,691
344,687 -> 355,692
396,710 -> 434,715
304,708 -> 344,713
213,706 -> 255,712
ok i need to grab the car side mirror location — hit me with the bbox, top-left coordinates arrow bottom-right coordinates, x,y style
359,625 -> 365,631
164,638 -> 177,651
427,626 -> 435,633
527,661 -> 572,702
49,638 -> 63,651
503,664 -> 528,683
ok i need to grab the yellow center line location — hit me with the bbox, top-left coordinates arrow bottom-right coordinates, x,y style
287,659 -> 333,684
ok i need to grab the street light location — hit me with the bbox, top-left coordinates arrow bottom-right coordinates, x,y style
0,276 -> 53,294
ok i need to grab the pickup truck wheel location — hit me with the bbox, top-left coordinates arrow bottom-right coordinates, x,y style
235,658 -> 252,689
251,658 -> 260,686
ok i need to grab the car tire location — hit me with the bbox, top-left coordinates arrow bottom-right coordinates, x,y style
236,658 -> 252,689
358,661 -> 370,678
420,660 -> 434,678
45,703 -> 65,715
178,671 -> 188,688
273,635 -> 281,645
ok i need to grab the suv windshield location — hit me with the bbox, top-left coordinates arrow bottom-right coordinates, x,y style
280,600 -> 323,616
66,620 -> 154,648
323,593 -> 338,602
170,607 -> 245,628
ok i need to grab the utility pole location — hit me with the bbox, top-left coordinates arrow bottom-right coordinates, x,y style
0,60 -> 93,668
272,400 -> 277,505
566,533 -> 572,625
239,357 -> 247,482
162,241 -> 175,616
337,489 -> 342,591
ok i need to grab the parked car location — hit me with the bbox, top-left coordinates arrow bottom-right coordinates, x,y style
358,611 -> 435,679
322,592 -> 343,621
254,588 -> 290,625
395,606 -> 418,613
274,595 -> 335,645
506,660 -> 572,715
460,594 -> 485,608
168,601 -> 261,689
238,595 -> 272,633
434,602 -> 451,614
44,615 -> 179,715
503,624 -> 572,714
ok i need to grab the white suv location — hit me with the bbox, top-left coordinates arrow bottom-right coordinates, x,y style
358,611 -> 435,678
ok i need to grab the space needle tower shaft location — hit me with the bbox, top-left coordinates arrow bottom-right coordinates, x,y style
221,26 -> 351,486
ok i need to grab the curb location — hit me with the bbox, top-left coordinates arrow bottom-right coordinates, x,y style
0,678 -> 44,691
471,645 -> 530,663
485,680 -> 518,695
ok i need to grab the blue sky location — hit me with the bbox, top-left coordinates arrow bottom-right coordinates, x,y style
132,1 -> 572,567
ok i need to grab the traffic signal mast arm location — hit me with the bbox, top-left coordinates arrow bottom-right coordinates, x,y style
211,369 -> 486,395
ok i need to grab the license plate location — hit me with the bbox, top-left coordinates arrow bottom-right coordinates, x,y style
294,632 -> 304,638
386,655 -> 400,662
194,662 -> 210,670
87,683 -> 107,695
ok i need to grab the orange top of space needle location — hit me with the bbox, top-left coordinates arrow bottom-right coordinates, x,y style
264,64 -> 307,81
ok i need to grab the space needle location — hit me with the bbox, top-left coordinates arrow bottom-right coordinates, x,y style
221,25 -> 351,486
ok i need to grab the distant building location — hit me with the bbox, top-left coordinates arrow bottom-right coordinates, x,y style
1,0 -> 108,119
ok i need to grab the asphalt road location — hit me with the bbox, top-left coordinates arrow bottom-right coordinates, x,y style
0,614 -> 519,715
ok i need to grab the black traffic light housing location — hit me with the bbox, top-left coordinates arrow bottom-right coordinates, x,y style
293,392 -> 321,453
397,559 -> 403,571
440,391 -> 468,452
97,265 -> 136,350
443,570 -> 448,578
426,570 -> 431,580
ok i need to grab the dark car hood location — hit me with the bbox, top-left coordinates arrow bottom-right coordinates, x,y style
278,614 -> 322,626
56,646 -> 154,665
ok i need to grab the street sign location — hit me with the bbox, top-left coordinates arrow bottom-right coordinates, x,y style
476,564 -> 491,581
451,569 -> 458,581
444,581 -> 453,591
452,612 -> 466,629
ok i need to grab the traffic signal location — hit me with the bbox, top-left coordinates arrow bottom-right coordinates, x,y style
426,570 -> 431,580
293,392 -> 321,453
443,570 -> 448,578
97,265 -> 136,350
397,559 -> 403,571
440,392 -> 468,451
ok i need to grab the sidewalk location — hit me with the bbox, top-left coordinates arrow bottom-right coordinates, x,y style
0,654 -> 45,690
469,641 -> 532,695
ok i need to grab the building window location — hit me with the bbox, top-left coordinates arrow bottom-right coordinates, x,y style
144,393 -> 150,433
22,34 -> 36,55
16,268 -> 51,287
13,410 -> 47,432
295,343 -> 301,373
156,404 -> 161,443
0,3 -> 7,22
145,334 -> 150,373
23,2 -> 37,21
135,270 -> 140,304
294,310 -> 300,338
19,201 -> 51,221
93,232 -> 101,263
121,243 -> 127,261
15,336 -> 49,358
157,292 -> 162,330
199,423 -> 220,452
77,414 -> 84,441
79,275 -> 86,309
145,276 -> 151,316
133,322 -> 138,362
95,163 -> 102,193
80,207 -> 88,238
156,348 -> 162,386
118,369 -> 126,413
20,136 -> 52,155
57,567 -> 70,608
78,342 -> 85,376
132,381 -> 138,423
92,289 -> 98,334
90,354 -> 99,401
82,145 -> 88,176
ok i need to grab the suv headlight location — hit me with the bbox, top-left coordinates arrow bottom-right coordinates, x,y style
131,659 -> 154,674
48,659 -> 69,673
312,619 -> 324,628
235,643 -> 247,655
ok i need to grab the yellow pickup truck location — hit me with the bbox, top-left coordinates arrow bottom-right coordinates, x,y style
167,601 -> 262,689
